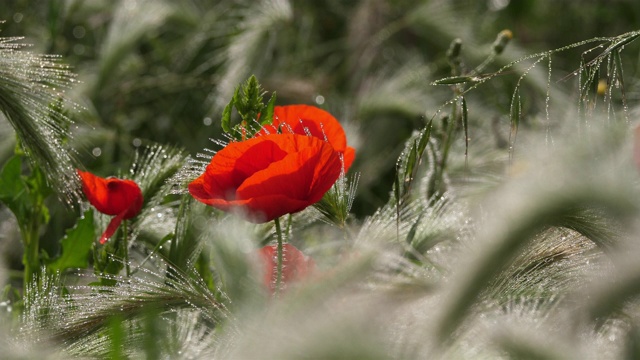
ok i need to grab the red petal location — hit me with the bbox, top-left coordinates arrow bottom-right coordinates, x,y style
189,137 -> 289,202
259,105 -> 356,172
99,211 -> 126,244
188,134 -> 341,222
267,105 -> 348,152
241,195 -> 313,223
238,137 -> 340,201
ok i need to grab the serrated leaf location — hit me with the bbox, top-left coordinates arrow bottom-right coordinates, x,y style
48,209 -> 95,271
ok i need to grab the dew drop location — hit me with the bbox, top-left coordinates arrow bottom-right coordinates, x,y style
72,25 -> 86,39
203,117 -> 212,126
73,44 -> 85,55
314,95 -> 325,105
92,147 -> 102,157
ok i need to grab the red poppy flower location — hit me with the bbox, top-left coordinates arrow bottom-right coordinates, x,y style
259,105 -> 356,171
188,133 -> 342,222
77,169 -> 143,244
258,243 -> 315,293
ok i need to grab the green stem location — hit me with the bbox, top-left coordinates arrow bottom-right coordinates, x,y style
285,214 -> 292,240
122,220 -> 130,277
274,217 -> 284,293
21,194 -> 45,292
22,222 -> 40,291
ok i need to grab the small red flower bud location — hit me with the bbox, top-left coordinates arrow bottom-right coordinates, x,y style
77,169 -> 143,244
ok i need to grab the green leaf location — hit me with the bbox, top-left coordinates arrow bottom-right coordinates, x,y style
405,141 -> 418,191
416,120 -> 432,158
261,91 -> 277,127
24,164 -> 52,223
393,162 -> 401,204
108,315 -> 126,360
48,209 -> 95,272
431,76 -> 478,85
221,96 -> 234,133
0,155 -> 28,216
393,121 -> 433,203
221,76 -> 272,139
238,75 -> 265,123
598,33 -> 640,60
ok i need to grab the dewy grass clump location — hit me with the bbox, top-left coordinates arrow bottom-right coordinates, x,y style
2,4 -> 640,358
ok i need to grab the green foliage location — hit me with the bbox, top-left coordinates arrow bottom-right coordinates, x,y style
313,173 -> 360,228
0,155 -> 41,223
92,230 -> 126,285
393,122 -> 433,204
0,36 -> 79,203
108,315 -> 126,360
0,152 -> 52,226
47,209 -> 94,272
221,74 -> 276,140
4,1 -> 640,359
0,153 -> 52,286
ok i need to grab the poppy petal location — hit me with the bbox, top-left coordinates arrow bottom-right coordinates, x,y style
235,135 -> 340,220
188,133 -> 342,222
260,104 -> 358,171
237,138 -> 340,202
267,104 -> 349,153
100,211 -> 126,244
243,195 -> 311,223
192,137 -> 289,201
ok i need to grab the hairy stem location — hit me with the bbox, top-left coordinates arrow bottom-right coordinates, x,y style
274,217 -> 284,293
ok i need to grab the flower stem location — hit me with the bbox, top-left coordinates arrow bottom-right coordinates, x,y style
274,217 -> 284,293
21,221 -> 40,292
122,220 -> 130,277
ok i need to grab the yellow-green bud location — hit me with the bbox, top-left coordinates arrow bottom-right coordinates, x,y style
447,38 -> 463,62
492,29 -> 513,55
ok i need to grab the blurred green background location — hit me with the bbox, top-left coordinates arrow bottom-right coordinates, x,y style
1,0 -> 639,219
